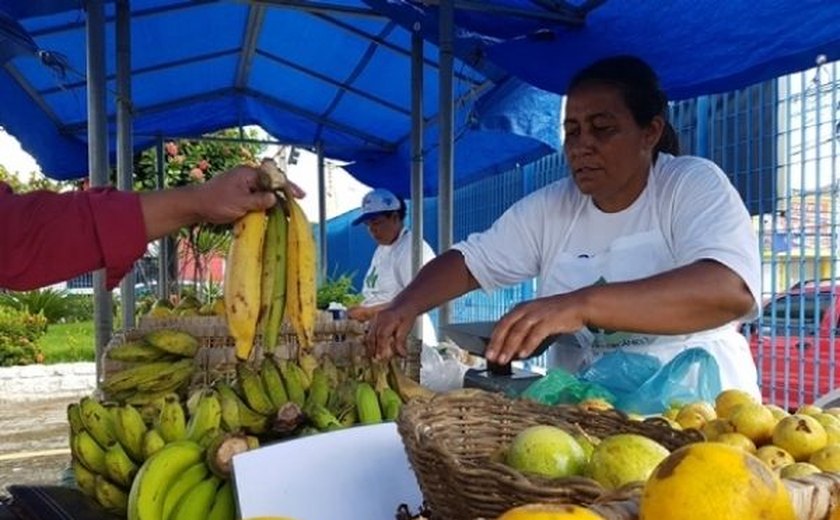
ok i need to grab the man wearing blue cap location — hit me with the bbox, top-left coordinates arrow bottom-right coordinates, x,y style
347,188 -> 437,345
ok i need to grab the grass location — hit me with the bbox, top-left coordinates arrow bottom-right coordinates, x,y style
38,320 -> 96,363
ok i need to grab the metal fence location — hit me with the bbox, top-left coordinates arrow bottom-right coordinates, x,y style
324,58 -> 840,409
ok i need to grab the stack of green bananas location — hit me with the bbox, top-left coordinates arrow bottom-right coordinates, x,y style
103,329 -> 200,404
225,159 -> 317,361
210,352 -> 423,438
68,391 -> 257,518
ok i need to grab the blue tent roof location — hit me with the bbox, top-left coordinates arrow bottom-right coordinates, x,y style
0,0 -> 558,197
365,0 -> 840,100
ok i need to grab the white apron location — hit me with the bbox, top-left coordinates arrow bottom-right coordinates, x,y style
540,184 -> 760,399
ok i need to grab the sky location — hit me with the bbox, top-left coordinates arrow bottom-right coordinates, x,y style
0,127 -> 371,221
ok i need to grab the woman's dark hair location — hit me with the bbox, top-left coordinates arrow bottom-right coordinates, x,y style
568,55 -> 680,159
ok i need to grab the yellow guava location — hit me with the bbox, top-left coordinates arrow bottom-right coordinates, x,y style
505,425 -> 586,479
585,434 -> 669,490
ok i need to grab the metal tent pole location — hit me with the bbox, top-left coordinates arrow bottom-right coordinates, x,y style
86,0 -> 112,385
156,136 -> 170,302
317,141 -> 328,282
410,25 -> 425,279
116,0 -> 135,330
437,0 -> 454,328
411,25 -> 425,342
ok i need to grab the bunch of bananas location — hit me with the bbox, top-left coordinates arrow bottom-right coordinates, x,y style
210,352 -> 433,438
68,390 -> 257,518
103,329 -> 200,404
225,158 -> 317,361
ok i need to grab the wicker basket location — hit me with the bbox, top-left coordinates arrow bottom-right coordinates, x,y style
103,314 -> 420,389
397,389 -> 704,520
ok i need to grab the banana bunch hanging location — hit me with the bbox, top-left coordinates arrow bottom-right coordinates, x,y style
224,158 -> 317,361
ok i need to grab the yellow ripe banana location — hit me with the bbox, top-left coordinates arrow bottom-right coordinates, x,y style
161,461 -> 209,520
238,365 -> 276,416
208,480 -> 236,520
355,382 -> 383,425
143,329 -> 199,357
72,458 -> 97,497
80,396 -> 118,448
261,358 -> 289,409
186,391 -> 222,442
104,441 -> 139,488
263,207 -> 288,352
225,210 -> 268,361
127,440 -> 205,520
278,360 -> 307,407
284,194 -> 316,349
169,476 -> 221,520
74,430 -> 108,475
67,402 -> 85,435
157,395 -> 187,443
142,429 -> 166,460
216,383 -> 270,434
95,475 -> 129,513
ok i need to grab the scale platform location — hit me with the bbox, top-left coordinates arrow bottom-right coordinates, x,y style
441,321 -> 549,397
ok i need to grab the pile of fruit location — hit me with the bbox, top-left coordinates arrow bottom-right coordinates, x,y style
485,388 -> 840,520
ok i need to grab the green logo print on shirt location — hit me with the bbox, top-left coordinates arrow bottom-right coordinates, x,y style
365,267 -> 378,289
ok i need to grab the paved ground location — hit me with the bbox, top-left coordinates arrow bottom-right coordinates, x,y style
0,396 -> 78,499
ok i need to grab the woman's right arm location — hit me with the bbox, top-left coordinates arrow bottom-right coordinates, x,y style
367,249 -> 479,358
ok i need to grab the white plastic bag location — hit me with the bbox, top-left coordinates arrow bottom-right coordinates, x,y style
420,342 -> 471,392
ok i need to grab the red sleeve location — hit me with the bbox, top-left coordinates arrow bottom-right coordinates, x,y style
0,182 -> 148,291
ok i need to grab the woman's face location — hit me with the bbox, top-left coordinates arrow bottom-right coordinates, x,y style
563,83 -> 663,212
365,213 -> 402,245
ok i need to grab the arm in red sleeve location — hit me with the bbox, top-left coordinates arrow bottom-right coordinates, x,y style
0,182 -> 148,291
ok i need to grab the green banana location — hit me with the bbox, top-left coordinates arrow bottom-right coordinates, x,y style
216,383 -> 270,434
95,475 -> 129,513
161,461 -> 209,520
104,441 -> 139,487
186,391 -> 222,442
355,382 -> 383,425
297,353 -> 318,389
127,440 -> 205,520
71,458 -> 97,497
262,207 -> 288,353
114,405 -> 148,463
320,356 -> 341,388
142,429 -> 166,460
238,365 -> 276,415
170,475 -> 221,520
217,389 -> 242,432
67,403 -> 85,435
207,480 -> 236,520
279,360 -> 307,406
142,329 -> 199,357
136,361 -> 194,393
74,430 -> 107,474
258,206 -> 280,333
103,359 -> 195,394
261,358 -> 289,409
157,395 -> 187,443
378,387 -> 403,421
304,402 -> 342,431
338,405 -> 357,428
305,367 -> 331,409
106,340 -> 171,363
79,396 -> 117,448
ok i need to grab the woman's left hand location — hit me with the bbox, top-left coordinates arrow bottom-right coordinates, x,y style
486,292 -> 587,365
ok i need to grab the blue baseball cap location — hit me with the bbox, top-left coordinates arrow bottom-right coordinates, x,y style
352,188 -> 401,225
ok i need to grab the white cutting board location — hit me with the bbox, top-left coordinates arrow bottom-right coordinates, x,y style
232,423 -> 423,520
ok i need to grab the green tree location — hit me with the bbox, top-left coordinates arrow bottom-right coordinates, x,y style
129,128 -> 266,300
0,163 -> 68,193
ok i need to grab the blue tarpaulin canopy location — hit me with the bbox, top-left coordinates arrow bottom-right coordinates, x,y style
367,0 -> 840,100
0,0 -> 559,196
2,1 -> 839,195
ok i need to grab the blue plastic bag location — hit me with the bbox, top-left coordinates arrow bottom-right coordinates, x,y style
579,348 -> 721,415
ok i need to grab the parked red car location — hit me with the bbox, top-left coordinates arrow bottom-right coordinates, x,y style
745,280 -> 840,410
